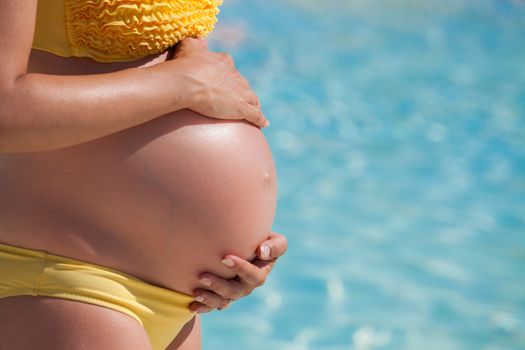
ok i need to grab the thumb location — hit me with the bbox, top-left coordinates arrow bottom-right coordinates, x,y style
175,38 -> 209,57
257,232 -> 288,260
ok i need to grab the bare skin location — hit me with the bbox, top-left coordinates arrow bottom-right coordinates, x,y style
0,1 -> 269,152
191,231 -> 288,313
1,46 -> 278,285
0,87 -> 277,290
0,1 -> 286,348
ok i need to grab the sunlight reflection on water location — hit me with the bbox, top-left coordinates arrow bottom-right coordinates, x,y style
204,0 -> 525,349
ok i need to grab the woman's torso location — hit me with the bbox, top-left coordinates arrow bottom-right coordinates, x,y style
0,49 -> 277,295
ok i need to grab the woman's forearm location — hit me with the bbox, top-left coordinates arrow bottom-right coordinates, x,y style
0,38 -> 266,153
0,61 -> 192,153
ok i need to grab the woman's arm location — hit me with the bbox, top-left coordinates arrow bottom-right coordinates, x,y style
0,0 -> 267,153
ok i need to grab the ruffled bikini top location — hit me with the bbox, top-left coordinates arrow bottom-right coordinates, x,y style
32,0 -> 222,62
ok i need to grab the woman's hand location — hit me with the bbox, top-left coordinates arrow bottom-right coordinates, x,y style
190,232 -> 288,313
171,38 -> 270,128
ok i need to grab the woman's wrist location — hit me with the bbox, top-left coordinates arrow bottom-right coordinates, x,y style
159,59 -> 216,116
158,38 -> 269,128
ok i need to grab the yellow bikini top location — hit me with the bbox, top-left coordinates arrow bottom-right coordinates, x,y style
32,0 -> 222,62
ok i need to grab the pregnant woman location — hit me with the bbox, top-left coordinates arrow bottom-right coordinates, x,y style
0,0 -> 287,349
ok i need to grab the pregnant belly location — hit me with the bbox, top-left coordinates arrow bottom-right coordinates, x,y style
0,110 -> 277,294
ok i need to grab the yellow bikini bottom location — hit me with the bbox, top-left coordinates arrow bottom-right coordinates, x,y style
0,242 -> 195,350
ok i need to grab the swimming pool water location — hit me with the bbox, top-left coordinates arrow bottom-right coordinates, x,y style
205,1 -> 525,349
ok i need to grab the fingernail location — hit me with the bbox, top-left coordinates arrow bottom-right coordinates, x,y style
264,120 -> 270,127
222,258 -> 235,267
260,245 -> 270,259
195,296 -> 205,302
199,277 -> 212,286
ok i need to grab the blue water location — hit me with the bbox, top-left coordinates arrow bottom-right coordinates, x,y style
205,1 -> 525,349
